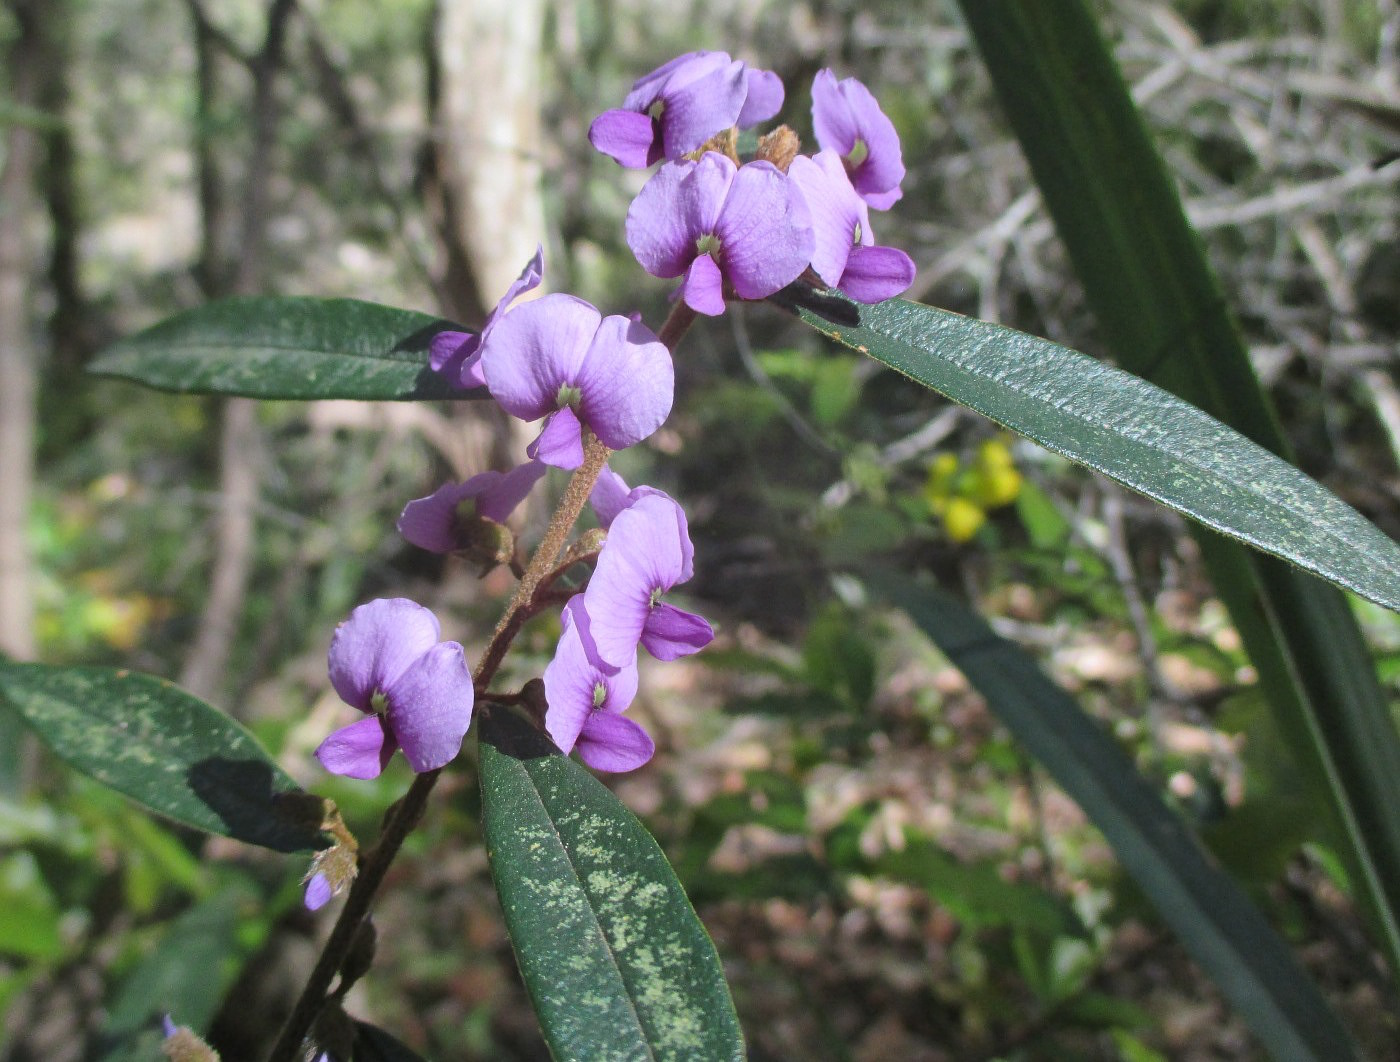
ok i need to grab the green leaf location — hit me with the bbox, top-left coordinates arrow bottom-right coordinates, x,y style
778,288 -> 1400,615
99,886 -> 249,1059
0,852 -> 65,960
0,663 -> 325,853
953,0 -> 1400,978
90,296 -> 483,401
889,581 -> 1359,1061
479,709 -> 743,1062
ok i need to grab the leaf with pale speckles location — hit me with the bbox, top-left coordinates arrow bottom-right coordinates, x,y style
0,664 -> 324,852
90,296 -> 485,401
774,287 -> 1400,614
480,709 -> 742,1062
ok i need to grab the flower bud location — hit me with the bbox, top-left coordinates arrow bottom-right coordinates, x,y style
755,125 -> 801,173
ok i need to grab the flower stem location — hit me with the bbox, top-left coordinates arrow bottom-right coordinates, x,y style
271,307 -> 697,1060
268,437 -> 612,1062
657,300 -> 697,352
483,433 -> 611,661
267,768 -> 438,1062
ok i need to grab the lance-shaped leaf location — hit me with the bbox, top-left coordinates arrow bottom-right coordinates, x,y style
948,0 -> 1400,977
887,580 -> 1359,1061
479,708 -> 743,1062
0,663 -> 324,853
776,288 -> 1400,614
90,296 -> 483,401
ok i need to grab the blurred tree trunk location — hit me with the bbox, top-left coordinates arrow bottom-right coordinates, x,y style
432,0 -> 548,474
435,0 -> 548,302
39,8 -> 93,374
178,0 -> 295,705
0,0 -> 44,665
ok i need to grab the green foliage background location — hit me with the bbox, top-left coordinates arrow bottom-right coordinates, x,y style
2,0 -> 1398,1058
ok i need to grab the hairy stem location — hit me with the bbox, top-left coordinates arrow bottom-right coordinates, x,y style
269,436 -> 611,1061
271,300 -> 699,1060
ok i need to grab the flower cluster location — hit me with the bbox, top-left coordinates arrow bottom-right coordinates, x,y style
594,52 -> 915,315
313,53 -> 914,802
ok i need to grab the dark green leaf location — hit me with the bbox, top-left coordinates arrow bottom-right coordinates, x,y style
954,0 -> 1400,977
0,664 -> 324,852
353,1021 -> 431,1062
479,709 -> 743,1062
90,296 -> 483,401
98,886 -> 249,1061
778,287 -> 1400,615
889,580 -> 1358,1061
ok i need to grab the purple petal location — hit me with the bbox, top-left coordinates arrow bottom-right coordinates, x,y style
626,155 -> 735,279
861,187 -> 902,211
838,244 -> 916,303
383,641 -> 475,773
429,330 -> 483,390
680,253 -> 726,316
737,68 -> 784,128
303,872 -> 333,911
490,246 -> 545,322
443,248 -> 544,389
788,152 -> 866,288
162,1016 -> 179,1039
530,407 -> 586,470
398,475 -> 490,554
476,459 -> 546,522
714,161 -> 814,299
399,462 -> 546,552
482,293 -> 601,421
657,58 -> 748,158
811,70 -> 904,209
576,316 -> 674,450
590,472 -> 675,529
576,711 -> 655,772
811,69 -> 860,155
623,51 -> 728,111
588,109 -> 658,168
640,602 -> 714,661
590,466 -> 632,529
328,599 -> 442,711
544,599 -> 639,754
316,715 -> 396,779
584,494 -> 693,668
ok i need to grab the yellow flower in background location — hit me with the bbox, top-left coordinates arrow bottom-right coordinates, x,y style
922,437 -> 1022,542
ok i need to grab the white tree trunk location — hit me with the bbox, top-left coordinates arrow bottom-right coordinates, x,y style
0,4 -> 42,663
436,0 -> 549,300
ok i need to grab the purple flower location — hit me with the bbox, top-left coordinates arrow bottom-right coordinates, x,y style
583,492 -> 714,668
789,150 -> 915,303
430,247 -> 544,389
303,872 -> 333,911
589,466 -> 670,529
589,51 -> 784,169
481,293 -> 674,468
811,70 -> 905,210
626,153 -> 814,316
317,599 -> 475,779
398,460 -> 546,553
544,598 -> 653,772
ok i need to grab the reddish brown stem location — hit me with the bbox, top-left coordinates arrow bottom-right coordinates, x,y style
270,302 -> 701,1061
